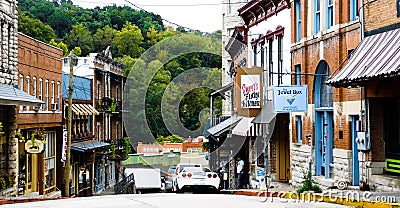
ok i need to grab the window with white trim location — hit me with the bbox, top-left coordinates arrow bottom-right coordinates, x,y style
44,131 -> 56,189
46,80 -> 49,111
57,82 -> 61,111
19,74 -> 24,111
51,81 -> 55,107
315,0 -> 320,34
39,78 -> 43,110
327,0 -> 334,29
33,77 -> 37,97
295,0 -> 301,42
26,76 -> 30,111
349,0 -> 358,21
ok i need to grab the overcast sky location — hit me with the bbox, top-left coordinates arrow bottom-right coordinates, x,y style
72,0 -> 223,33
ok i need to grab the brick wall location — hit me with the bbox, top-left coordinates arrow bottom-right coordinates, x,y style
363,0 -> 400,33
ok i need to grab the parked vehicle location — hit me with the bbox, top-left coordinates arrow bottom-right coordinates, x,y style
125,168 -> 163,193
172,163 -> 203,192
164,165 -> 176,192
173,164 -> 220,192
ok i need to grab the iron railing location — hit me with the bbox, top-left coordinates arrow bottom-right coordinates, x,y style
114,173 -> 135,194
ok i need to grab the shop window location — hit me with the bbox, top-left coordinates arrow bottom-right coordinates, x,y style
44,132 -> 56,189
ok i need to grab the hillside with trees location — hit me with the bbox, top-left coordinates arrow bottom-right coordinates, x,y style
18,0 -> 223,140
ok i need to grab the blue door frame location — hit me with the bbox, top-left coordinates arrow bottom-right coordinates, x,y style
351,116 -> 360,186
313,61 -> 334,179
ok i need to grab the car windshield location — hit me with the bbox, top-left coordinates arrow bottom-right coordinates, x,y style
178,164 -> 201,172
182,167 -> 204,173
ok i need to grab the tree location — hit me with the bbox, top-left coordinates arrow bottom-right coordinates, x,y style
64,24 -> 94,56
18,11 -> 57,43
49,39 -> 69,56
93,25 -> 116,55
113,22 -> 144,58
156,135 -> 184,145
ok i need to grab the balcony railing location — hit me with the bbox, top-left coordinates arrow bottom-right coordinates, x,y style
96,97 -> 122,113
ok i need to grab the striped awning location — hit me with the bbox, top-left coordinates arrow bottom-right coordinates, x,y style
232,117 -> 260,137
327,28 -> 400,87
66,104 -> 99,116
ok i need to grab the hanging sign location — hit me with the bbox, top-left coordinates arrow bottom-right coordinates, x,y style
273,85 -> 308,112
25,139 -> 45,154
61,129 -> 67,162
241,75 -> 261,108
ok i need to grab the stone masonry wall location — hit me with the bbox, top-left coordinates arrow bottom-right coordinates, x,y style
291,143 -> 315,187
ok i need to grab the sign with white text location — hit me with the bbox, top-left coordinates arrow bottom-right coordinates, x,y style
241,75 -> 261,108
273,85 -> 308,112
61,129 -> 67,162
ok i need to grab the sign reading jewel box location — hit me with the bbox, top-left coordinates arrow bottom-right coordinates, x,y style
273,85 -> 308,113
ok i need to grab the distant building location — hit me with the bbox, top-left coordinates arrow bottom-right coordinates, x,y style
136,137 -> 206,155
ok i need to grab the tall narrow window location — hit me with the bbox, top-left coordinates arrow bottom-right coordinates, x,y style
97,80 -> 101,100
253,45 -> 257,66
327,0 -> 334,29
33,77 -> 37,97
116,85 -> 120,101
26,76 -> 30,111
315,0 -> 320,33
296,116 -> 303,143
295,65 -> 301,85
350,0 -> 358,21
44,132 -> 56,189
228,0 -> 232,14
295,0 -> 301,42
260,44 -> 265,67
39,78 -> 43,110
51,81 -> 55,106
277,35 -> 283,85
46,80 -> 49,111
19,74 -> 24,111
268,39 -> 273,86
57,82 -> 61,111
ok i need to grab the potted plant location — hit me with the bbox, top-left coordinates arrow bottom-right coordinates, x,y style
16,132 -> 26,142
107,98 -> 117,113
0,122 -> 4,136
30,129 -> 46,148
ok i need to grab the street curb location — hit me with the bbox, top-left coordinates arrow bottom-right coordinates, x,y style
0,197 -> 69,205
221,189 -> 400,208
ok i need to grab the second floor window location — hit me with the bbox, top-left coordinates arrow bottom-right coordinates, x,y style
268,39 -> 274,86
350,0 -> 358,21
315,0 -> 320,34
39,79 -> 43,110
46,80 -> 49,111
295,65 -> 301,85
277,35 -> 283,85
327,0 -> 334,29
253,45 -> 257,66
295,0 -> 301,42
33,77 -> 37,97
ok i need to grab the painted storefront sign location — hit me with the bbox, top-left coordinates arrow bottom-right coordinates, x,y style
241,75 -> 261,108
273,85 -> 308,112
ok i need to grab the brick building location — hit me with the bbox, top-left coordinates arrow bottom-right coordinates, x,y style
327,0 -> 400,191
290,0 -> 362,188
61,47 -> 126,195
16,33 -> 63,196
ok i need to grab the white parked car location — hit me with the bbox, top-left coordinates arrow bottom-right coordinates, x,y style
173,166 -> 220,193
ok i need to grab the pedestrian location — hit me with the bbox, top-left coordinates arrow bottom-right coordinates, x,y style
236,156 -> 244,189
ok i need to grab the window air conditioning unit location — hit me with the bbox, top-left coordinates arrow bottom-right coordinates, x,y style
51,103 -> 58,111
33,106 -> 40,111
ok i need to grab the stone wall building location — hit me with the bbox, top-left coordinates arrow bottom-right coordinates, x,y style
0,2 -> 44,196
290,0 -> 362,188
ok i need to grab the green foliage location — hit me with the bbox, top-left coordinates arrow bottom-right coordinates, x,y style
16,132 -> 26,142
296,170 -> 322,194
71,47 -> 82,57
113,22 -> 144,58
123,137 -> 133,154
0,122 -> 3,136
108,98 -> 117,113
18,11 -> 57,43
156,135 -> 184,145
63,24 -> 93,56
50,39 -> 69,56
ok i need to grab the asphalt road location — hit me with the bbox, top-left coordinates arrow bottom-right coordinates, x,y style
2,193 -> 351,208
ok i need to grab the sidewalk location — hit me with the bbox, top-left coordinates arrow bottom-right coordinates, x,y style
221,183 -> 400,208
0,191 -> 65,205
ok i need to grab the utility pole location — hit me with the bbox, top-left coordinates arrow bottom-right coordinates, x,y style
64,52 -> 74,197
